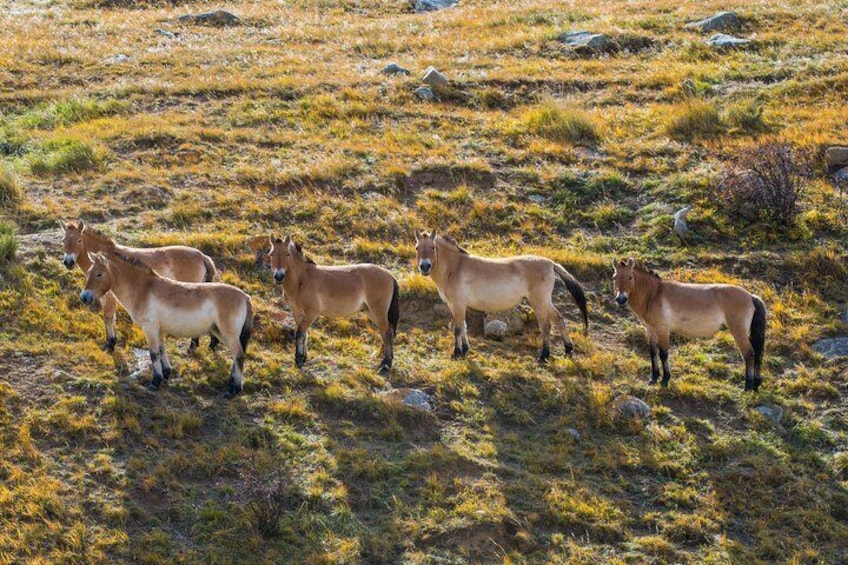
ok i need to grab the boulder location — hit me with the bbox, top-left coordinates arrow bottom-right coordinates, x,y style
178,10 -> 240,27
411,0 -> 457,12
414,86 -> 436,101
421,66 -> 448,87
824,146 -> 848,171
528,194 -> 547,204
813,337 -> 848,359
707,33 -> 750,48
380,388 -> 433,411
612,394 -> 651,421
484,308 -> 526,336
483,319 -> 509,340
833,167 -> 848,183
673,205 -> 692,239
558,31 -> 617,54
754,404 -> 783,425
104,54 -> 131,64
684,11 -> 740,33
382,63 -> 411,76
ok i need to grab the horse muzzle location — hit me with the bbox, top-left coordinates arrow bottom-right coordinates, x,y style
80,290 -> 95,305
418,260 -> 432,276
273,269 -> 286,283
63,255 -> 76,269
615,293 -> 628,307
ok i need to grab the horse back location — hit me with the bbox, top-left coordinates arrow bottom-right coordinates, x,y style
116,244 -> 208,282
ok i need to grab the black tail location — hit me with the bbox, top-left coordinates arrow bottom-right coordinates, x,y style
203,254 -> 217,283
750,295 -> 766,373
239,300 -> 254,354
387,279 -> 400,337
555,264 -> 589,334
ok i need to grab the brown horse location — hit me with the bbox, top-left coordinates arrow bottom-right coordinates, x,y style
61,220 -> 217,352
268,235 -> 399,374
612,258 -> 766,391
414,230 -> 588,362
81,252 -> 252,397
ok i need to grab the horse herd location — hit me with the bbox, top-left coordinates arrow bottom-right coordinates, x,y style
60,221 -> 767,398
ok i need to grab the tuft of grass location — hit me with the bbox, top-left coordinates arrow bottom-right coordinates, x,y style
0,162 -> 24,208
664,100 -> 723,141
726,99 -> 768,133
522,101 -> 602,146
29,139 -> 104,176
17,98 -> 127,130
0,221 -> 16,264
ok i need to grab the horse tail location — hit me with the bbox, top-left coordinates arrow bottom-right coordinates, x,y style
387,278 -> 400,337
750,295 -> 766,373
239,298 -> 254,355
554,264 -> 588,334
202,253 -> 217,283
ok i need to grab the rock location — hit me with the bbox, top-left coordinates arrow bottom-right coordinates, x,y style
833,167 -> 848,183
155,28 -> 176,39
485,308 -> 526,335
104,53 -> 131,64
754,404 -> 783,424
684,11 -> 740,33
528,194 -> 546,204
707,33 -> 750,48
380,388 -> 433,411
566,427 -> 581,441
612,394 -> 651,421
414,86 -> 436,101
382,63 -> 410,76
484,319 -> 509,340
813,337 -> 848,359
824,146 -> 848,171
558,31 -> 617,53
129,348 -> 151,380
411,0 -> 457,12
178,10 -> 239,27
421,66 -> 448,87
673,205 -> 692,239
362,191 -> 384,200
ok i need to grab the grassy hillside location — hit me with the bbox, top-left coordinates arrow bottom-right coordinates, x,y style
1,0 -> 847,563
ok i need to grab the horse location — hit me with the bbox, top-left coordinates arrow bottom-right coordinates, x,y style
80,251 -> 252,397
414,230 -> 588,362
611,257 -> 766,391
268,235 -> 399,374
61,220 -> 218,352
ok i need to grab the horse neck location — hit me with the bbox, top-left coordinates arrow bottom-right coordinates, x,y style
105,262 -> 154,314
432,242 -> 459,283
629,270 -> 661,316
282,256 -> 310,290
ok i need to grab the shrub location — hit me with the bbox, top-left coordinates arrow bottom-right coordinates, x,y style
726,99 -> 767,133
0,221 -> 16,264
522,101 -> 601,146
664,100 -> 722,141
0,162 -> 23,208
239,459 -> 304,538
30,139 -> 103,176
714,140 -> 812,225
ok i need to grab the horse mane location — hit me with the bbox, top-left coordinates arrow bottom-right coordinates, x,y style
83,226 -> 117,249
293,242 -> 316,265
103,252 -> 158,277
633,261 -> 661,280
435,234 -> 469,255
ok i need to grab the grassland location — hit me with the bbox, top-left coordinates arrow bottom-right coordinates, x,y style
1,0 -> 847,563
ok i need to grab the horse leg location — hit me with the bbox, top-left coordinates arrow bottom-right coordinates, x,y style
367,305 -> 394,375
294,315 -> 317,368
657,332 -> 672,387
535,307 -> 552,364
646,329 -> 660,384
101,292 -> 118,352
448,302 -> 468,359
159,340 -> 172,382
550,303 -> 574,356
144,329 -> 165,391
729,325 -> 756,391
227,339 -> 245,398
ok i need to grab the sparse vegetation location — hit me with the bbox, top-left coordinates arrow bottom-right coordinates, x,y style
0,162 -> 23,208
0,221 -> 16,263
522,101 -> 602,146
664,100 -> 723,141
29,138 -> 104,176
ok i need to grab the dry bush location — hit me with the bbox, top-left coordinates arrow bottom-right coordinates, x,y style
239,459 -> 304,538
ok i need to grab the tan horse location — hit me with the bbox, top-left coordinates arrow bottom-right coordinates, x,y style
81,252 -> 252,397
414,230 -> 588,362
612,258 -> 766,391
61,220 -> 217,352
268,235 -> 399,374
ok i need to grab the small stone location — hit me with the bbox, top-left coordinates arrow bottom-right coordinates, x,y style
484,319 -> 509,340
754,404 -> 783,424
411,0 -> 457,13
824,146 -> 848,170
421,66 -> 448,87
380,388 -> 433,411
612,394 -> 651,421
129,348 -> 151,380
382,63 -> 410,76
558,30 -> 616,53
813,337 -> 848,359
528,194 -> 546,204
684,11 -> 740,33
707,33 -> 750,48
155,28 -> 176,39
178,10 -> 240,27
362,191 -> 384,200
833,167 -> 848,183
105,53 -> 131,64
566,427 -> 581,441
673,205 -> 692,239
414,86 -> 436,101
485,308 -> 526,335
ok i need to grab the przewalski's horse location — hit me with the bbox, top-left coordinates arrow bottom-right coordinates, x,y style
268,235 -> 399,374
612,258 -> 766,391
61,220 -> 218,352
414,230 -> 588,362
80,252 -> 252,397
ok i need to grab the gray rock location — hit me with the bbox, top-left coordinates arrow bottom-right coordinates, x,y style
566,427 -> 581,441
382,63 -> 410,76
825,146 -> 848,170
612,394 -> 651,421
833,167 -> 848,183
528,194 -> 547,204
485,308 -> 526,335
411,0 -> 457,12
155,28 -> 176,39
178,10 -> 240,26
813,337 -> 848,359
685,11 -> 740,33
707,33 -> 750,48
129,348 -> 151,380
421,66 -> 448,87
379,388 -> 433,411
754,404 -> 783,424
673,205 -> 692,239
362,191 -> 384,200
104,53 -> 131,64
484,319 -> 509,340
558,31 -> 616,53
414,86 -> 436,101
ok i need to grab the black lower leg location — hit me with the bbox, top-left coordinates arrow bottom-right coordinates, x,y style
209,335 -> 219,351
649,343 -> 660,384
102,336 -> 117,352
537,342 -> 551,363
188,338 -> 199,352
452,325 -> 464,359
659,348 -> 671,387
295,330 -> 307,367
148,350 -> 163,390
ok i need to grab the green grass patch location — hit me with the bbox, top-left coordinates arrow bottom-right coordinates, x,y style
29,138 -> 104,176
522,101 -> 602,146
0,162 -> 23,208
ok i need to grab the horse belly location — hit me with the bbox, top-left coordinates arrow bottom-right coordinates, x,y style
321,294 -> 365,318
465,278 -> 525,313
671,310 -> 725,339
158,305 -> 215,338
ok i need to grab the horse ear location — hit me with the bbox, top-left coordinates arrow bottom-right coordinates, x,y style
87,251 -> 96,263
78,219 -> 85,230
626,257 -> 635,267
430,228 -> 436,238
414,230 -> 421,242
611,258 -> 618,271
285,234 -> 292,244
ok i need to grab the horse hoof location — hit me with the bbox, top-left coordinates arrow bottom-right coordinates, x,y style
295,355 -> 306,368
102,338 -> 117,352
661,379 -> 670,388
226,386 -> 242,398
648,378 -> 659,385
564,343 -> 574,356
162,368 -> 171,381
147,382 -> 159,392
